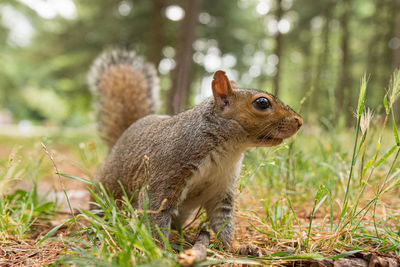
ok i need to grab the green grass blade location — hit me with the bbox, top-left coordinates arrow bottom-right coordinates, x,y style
57,172 -> 93,184
271,251 -> 293,257
38,222 -> 67,244
280,253 -> 324,260
392,113 -> 399,146
285,194 -> 302,233
155,226 -> 173,253
362,157 -> 375,175
329,250 -> 361,260
373,145 -> 397,168
384,96 -> 389,114
34,201 -> 55,213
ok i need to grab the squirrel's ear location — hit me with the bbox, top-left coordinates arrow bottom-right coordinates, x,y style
212,70 -> 234,99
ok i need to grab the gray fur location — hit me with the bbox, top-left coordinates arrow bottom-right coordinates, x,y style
89,49 -> 302,248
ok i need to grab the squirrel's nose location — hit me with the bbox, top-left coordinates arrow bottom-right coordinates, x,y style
294,116 -> 303,130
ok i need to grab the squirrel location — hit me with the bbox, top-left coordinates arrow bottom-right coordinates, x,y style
88,49 -> 303,248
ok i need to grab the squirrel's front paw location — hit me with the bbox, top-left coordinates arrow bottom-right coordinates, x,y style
237,243 -> 262,257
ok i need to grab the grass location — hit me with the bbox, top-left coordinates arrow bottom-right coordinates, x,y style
0,70 -> 399,265
53,184 -> 178,267
0,147 -> 57,241
241,71 -> 400,256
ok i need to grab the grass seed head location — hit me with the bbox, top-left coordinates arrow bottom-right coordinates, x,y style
360,108 -> 374,135
389,69 -> 400,108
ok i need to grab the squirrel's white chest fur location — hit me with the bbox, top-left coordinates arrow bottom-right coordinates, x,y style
176,143 -> 245,215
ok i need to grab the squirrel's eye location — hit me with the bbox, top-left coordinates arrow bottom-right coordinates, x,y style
252,97 -> 271,110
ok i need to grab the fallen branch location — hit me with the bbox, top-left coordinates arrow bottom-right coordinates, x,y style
178,230 -> 210,267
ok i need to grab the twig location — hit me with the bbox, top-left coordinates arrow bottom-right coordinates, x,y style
178,230 -> 210,267
135,198 -> 168,214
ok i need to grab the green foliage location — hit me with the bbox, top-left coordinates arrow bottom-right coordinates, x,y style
241,70 -> 400,254
0,147 -> 56,240
0,0 -> 398,125
55,184 -> 178,267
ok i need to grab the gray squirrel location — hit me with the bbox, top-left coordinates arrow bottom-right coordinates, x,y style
88,49 -> 302,248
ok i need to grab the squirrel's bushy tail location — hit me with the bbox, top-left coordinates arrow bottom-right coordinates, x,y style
88,49 -> 159,148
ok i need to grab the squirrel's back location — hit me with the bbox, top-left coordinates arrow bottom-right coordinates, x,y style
88,49 -> 159,147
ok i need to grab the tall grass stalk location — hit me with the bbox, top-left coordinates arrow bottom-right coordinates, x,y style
338,75 -> 367,227
305,185 -> 326,251
328,70 -> 400,252
41,142 -> 81,236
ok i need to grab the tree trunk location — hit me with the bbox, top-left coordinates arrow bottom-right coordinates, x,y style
148,0 -> 166,67
314,0 -> 333,113
301,34 -> 312,103
365,0 -> 385,76
393,0 -> 400,117
368,0 -> 395,105
167,0 -> 203,114
336,0 -> 352,124
394,7 -> 400,69
273,0 -> 283,97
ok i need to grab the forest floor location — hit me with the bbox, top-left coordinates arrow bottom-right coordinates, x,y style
0,124 -> 399,266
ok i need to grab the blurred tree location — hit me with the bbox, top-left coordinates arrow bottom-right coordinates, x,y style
393,0 -> 400,117
0,0 -> 398,126
273,0 -> 283,96
365,0 -> 396,110
314,0 -> 334,113
394,1 -> 400,69
149,0 -> 166,66
336,0 -> 352,123
167,0 -> 203,114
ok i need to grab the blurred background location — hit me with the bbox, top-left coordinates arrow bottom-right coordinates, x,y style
0,0 -> 399,129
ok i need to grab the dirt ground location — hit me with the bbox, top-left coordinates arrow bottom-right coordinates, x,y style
1,144 -> 399,266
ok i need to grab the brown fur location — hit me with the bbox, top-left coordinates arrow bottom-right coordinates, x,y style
88,50 -> 159,147
89,51 -> 302,247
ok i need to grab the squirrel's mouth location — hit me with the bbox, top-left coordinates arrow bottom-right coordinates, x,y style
257,136 -> 283,145
258,128 -> 298,141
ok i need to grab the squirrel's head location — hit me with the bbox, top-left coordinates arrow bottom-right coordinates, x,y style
212,70 -> 302,147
